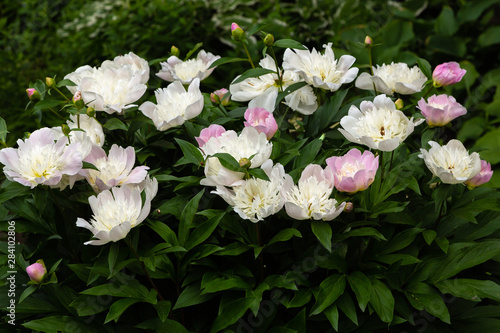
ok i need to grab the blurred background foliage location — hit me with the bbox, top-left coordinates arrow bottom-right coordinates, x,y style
0,0 -> 499,186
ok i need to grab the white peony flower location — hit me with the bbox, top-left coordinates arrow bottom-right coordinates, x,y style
355,62 -> 427,95
212,160 -> 286,223
230,55 -> 318,114
283,164 -> 345,221
80,66 -> 147,114
283,43 -> 359,92
200,127 -> 273,187
339,94 -> 424,152
76,178 -> 158,246
419,140 -> 481,184
82,144 -> 149,193
139,78 -> 203,131
67,114 -> 105,147
101,52 -> 150,85
64,65 -> 97,94
0,128 -> 82,189
156,50 -> 220,85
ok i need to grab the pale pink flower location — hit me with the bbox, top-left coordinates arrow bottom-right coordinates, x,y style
231,23 -> 241,31
417,94 -> 467,127
465,160 -> 493,189
196,124 -> 226,148
0,128 -> 82,188
244,107 -> 278,140
26,260 -> 47,283
26,88 -> 39,100
326,148 -> 379,194
432,62 -> 466,87
82,144 -> 149,193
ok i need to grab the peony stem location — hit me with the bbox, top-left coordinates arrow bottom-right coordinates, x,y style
242,43 -> 255,69
53,86 -> 71,102
368,47 -> 379,95
126,238 -> 165,301
255,223 -> 264,282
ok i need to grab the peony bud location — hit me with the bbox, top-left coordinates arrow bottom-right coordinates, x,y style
210,88 -> 230,106
61,124 -> 71,136
86,107 -> 96,117
326,148 -> 379,194
417,94 -> 467,127
343,202 -> 354,213
195,124 -> 226,148
244,107 -> 278,140
432,62 -> 466,88
264,34 -> 274,47
26,260 -> 47,284
239,157 -> 251,169
231,22 -> 245,42
395,98 -> 404,110
465,160 -> 493,189
73,91 -> 82,102
45,77 -> 55,87
26,88 -> 41,100
170,45 -> 180,57
364,36 -> 373,47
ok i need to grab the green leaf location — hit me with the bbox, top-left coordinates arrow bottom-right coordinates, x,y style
22,316 -> 96,332
184,42 -> 203,60
273,39 -> 307,50
306,88 -> 349,137
33,99 -> 65,112
103,117 -> 128,131
209,57 -> 249,69
457,0 -> 500,24
174,138 -> 204,166
275,81 -> 308,111
369,279 -> 394,323
56,79 -> 76,87
478,26 -> 500,47
334,227 -> 387,242
0,180 -> 31,204
310,274 -> 346,316
284,289 -> 312,308
423,230 -> 437,245
108,243 -> 119,275
173,284 -> 213,309
380,228 -> 423,254
436,278 -> 500,303
247,167 -> 270,181
148,220 -> 178,245
347,272 -> 372,312
337,292 -> 358,325
246,22 -> 268,37
153,300 -> 172,323
0,116 -> 8,143
376,254 -> 421,266
427,35 -> 466,57
268,228 -> 302,246
201,276 -> 252,294
212,153 -> 241,171
179,189 -> 205,244
136,318 -> 190,333
105,298 -> 141,324
324,305 -> 339,331
405,283 -> 450,324
293,138 -> 322,170
231,68 -> 276,85
311,220 -> 332,252
19,285 -> 37,304
70,295 -> 109,316
435,6 -> 458,36
417,57 -> 432,81
432,241 -> 500,282
210,297 -> 256,333
185,212 -> 225,250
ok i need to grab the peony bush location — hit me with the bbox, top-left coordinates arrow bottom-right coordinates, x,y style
1,20 -> 500,333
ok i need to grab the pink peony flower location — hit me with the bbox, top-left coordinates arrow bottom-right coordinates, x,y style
417,94 -> 467,127
195,124 -> 226,148
465,160 -> 493,189
326,148 -> 379,194
210,88 -> 230,106
26,88 -> 40,100
432,62 -> 466,87
26,260 -> 47,283
231,23 -> 241,32
244,107 -> 278,140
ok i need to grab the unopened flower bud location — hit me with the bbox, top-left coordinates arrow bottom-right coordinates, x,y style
26,260 -> 47,284
231,22 -> 245,42
170,45 -> 180,57
73,91 -> 82,102
45,77 -> 55,87
61,124 -> 71,136
264,34 -> 274,47
395,98 -> 404,110
364,36 -> 373,47
343,202 -> 354,213
86,107 -> 95,117
26,88 -> 41,100
239,157 -> 251,169
210,88 -> 230,106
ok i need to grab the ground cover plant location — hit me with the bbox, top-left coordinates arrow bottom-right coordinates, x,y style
1,1 -> 500,332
